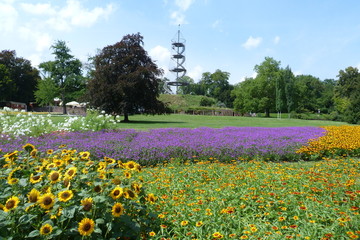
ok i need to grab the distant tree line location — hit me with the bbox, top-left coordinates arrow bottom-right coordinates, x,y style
1,38 -> 360,123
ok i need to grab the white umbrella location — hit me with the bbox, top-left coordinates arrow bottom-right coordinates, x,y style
65,101 -> 81,107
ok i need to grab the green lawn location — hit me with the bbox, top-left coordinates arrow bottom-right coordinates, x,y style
116,114 -> 348,130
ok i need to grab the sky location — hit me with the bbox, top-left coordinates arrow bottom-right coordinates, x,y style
1,0 -> 360,86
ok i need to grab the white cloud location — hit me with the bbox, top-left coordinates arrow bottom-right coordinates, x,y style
188,65 -> 203,80
242,36 -> 262,50
0,1 -> 18,32
274,36 -> 280,44
170,11 -> 187,25
293,70 -> 302,76
18,27 -> 52,52
21,0 -> 114,32
20,3 -> 55,15
149,45 -> 171,63
149,45 -> 171,76
175,0 -> 195,11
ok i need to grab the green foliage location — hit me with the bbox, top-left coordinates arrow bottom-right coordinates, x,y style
39,40 -> 85,114
0,146 -> 160,239
86,33 -> 166,122
199,96 -> 215,107
0,50 -> 40,103
335,66 -> 360,124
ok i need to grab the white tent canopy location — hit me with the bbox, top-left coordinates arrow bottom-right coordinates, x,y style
65,101 -> 81,107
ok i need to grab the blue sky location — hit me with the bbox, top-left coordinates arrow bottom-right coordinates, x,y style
1,0 -> 360,85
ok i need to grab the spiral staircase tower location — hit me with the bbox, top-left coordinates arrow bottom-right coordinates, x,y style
168,26 -> 188,94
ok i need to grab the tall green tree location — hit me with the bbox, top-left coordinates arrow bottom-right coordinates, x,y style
283,66 -> 295,117
38,40 -> 84,114
293,75 -> 323,113
334,66 -> 360,123
86,33 -> 167,122
0,50 -> 40,104
254,57 -> 281,117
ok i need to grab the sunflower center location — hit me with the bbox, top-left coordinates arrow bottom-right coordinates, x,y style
113,190 -> 120,196
83,203 -> 92,211
32,175 -> 40,180
68,170 -> 74,176
62,192 -> 70,198
43,197 -> 53,205
94,186 -> 101,192
83,223 -> 91,231
115,206 -> 122,213
6,200 -> 15,209
43,227 -> 51,234
50,172 -> 59,181
29,194 -> 38,203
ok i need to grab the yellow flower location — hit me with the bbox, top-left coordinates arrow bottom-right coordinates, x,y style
7,177 -> 19,185
196,221 -> 203,227
22,143 -> 35,152
213,232 -> 224,239
146,193 -> 157,204
58,190 -> 74,202
79,151 -> 90,160
46,149 -> 54,155
30,173 -> 43,184
64,167 -> 77,179
30,149 -> 38,158
38,193 -> 56,210
180,220 -> 189,226
112,202 -> 124,217
125,161 -> 140,171
4,196 -> 20,212
124,171 -> 132,179
148,231 -> 156,237
110,187 -> 123,200
28,189 -> 41,203
78,218 -> 95,236
131,183 -> 142,193
48,170 -> 61,184
81,198 -> 93,211
123,189 -> 137,200
40,223 -> 53,235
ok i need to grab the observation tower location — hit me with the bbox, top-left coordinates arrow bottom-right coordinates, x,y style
168,25 -> 188,93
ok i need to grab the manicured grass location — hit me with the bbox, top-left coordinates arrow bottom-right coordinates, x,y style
117,114 -> 348,130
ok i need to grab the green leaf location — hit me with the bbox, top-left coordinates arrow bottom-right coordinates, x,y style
95,218 -> 105,225
28,230 -> 40,238
62,205 -> 77,219
19,178 -> 27,187
19,214 -> 36,225
94,227 -> 102,234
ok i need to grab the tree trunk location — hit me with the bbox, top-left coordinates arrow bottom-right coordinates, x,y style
122,112 -> 129,122
62,92 -> 67,115
265,109 -> 270,118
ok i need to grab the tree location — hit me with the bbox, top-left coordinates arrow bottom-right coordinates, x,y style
38,40 -> 84,114
86,33 -> 167,122
335,66 -> 360,123
0,64 -> 14,101
34,77 -> 59,108
283,66 -> 295,117
0,50 -> 40,104
254,57 -> 281,117
293,75 -> 323,113
158,77 -> 173,94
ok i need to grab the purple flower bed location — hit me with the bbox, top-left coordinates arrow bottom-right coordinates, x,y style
0,127 -> 325,164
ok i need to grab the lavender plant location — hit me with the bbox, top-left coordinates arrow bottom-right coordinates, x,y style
0,127 -> 325,164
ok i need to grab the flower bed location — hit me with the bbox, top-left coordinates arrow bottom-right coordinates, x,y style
0,127 -> 325,164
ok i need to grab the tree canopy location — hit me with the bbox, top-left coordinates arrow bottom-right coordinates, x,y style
0,50 -> 40,104
86,33 -> 167,122
37,40 -> 84,114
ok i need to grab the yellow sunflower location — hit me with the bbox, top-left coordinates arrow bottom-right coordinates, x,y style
28,188 -> 41,203
4,196 -> 20,212
124,171 -> 131,179
64,167 -> 77,179
22,143 -> 35,152
124,161 -> 138,170
58,190 -> 74,202
7,177 -> 19,185
131,183 -> 142,194
48,170 -> 61,184
78,218 -> 95,236
81,198 -> 93,211
123,189 -> 137,200
112,177 -> 121,185
79,151 -> 90,160
30,173 -> 43,184
93,185 -> 102,193
110,187 -> 123,200
38,193 -> 55,210
30,149 -> 38,158
111,203 -> 124,217
146,193 -> 157,204
46,149 -> 54,155
40,223 -> 53,235
46,163 -> 57,170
